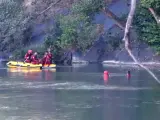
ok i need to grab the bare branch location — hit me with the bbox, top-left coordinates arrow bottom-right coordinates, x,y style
102,7 -> 125,30
123,0 -> 160,83
37,0 -> 62,15
148,8 -> 160,24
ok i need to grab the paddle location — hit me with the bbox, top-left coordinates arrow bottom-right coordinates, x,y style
23,60 -> 27,63
24,57 -> 30,63
40,60 -> 45,70
40,62 -> 43,69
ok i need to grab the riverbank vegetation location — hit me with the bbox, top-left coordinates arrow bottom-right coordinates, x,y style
0,0 -> 160,59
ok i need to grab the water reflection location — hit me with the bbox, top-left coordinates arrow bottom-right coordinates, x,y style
7,68 -> 56,81
42,69 -> 55,81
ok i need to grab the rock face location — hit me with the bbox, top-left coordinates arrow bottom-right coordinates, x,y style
71,27 -> 160,63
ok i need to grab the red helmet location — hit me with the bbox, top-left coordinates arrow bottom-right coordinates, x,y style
28,50 -> 33,54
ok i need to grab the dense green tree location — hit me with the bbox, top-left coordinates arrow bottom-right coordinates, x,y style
58,14 -> 98,51
44,0 -> 104,52
0,0 -> 33,52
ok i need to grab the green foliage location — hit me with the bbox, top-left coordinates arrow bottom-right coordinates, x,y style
140,0 -> 160,17
56,0 -> 101,52
12,49 -> 26,60
0,0 -> 33,52
141,0 -> 160,12
12,45 -> 46,60
43,19 -> 63,58
44,21 -> 61,47
58,14 -> 98,51
39,0 -> 119,54
43,0 -> 104,52
134,1 -> 160,54
72,0 -> 105,20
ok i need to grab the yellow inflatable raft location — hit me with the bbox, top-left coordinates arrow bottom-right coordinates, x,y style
6,61 -> 56,68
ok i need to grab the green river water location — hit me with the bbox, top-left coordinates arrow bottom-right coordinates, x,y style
0,63 -> 159,120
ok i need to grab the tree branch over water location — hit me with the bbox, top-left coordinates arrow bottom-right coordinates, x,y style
123,0 -> 160,83
148,8 -> 160,24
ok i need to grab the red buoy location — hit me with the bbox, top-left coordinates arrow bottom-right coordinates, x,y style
104,70 -> 109,75
103,71 -> 109,84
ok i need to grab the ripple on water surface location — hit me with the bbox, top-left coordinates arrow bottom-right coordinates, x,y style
0,81 -> 152,91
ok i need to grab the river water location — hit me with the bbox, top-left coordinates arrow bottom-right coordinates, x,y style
0,63 -> 160,120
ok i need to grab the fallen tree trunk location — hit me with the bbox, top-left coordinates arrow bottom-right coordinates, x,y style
123,0 -> 160,83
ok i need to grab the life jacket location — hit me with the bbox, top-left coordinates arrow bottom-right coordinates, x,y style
47,52 -> 53,63
31,55 -> 39,64
47,52 -> 52,59
24,53 -> 32,63
42,54 -> 51,65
